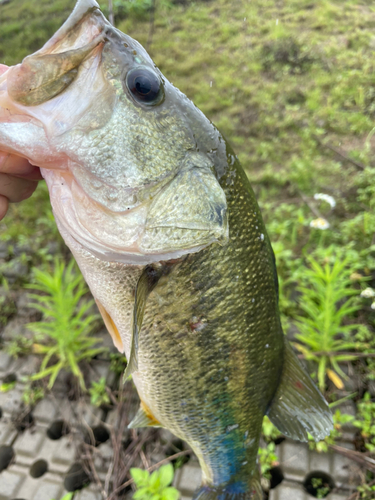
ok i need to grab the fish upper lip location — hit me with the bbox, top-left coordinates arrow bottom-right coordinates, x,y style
31,0 -> 110,60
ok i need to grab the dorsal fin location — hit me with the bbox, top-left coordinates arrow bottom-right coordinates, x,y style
123,265 -> 164,381
267,342 -> 333,442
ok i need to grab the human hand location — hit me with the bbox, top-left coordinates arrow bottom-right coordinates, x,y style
0,64 -> 43,221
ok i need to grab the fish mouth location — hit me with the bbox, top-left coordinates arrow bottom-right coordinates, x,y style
6,0 -> 109,109
0,0 -> 229,265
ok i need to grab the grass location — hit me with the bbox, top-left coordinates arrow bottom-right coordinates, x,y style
26,259 -> 105,389
1,0 -> 375,493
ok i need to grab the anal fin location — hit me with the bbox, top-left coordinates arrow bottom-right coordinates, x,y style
268,342 -> 333,442
128,401 -> 162,429
123,265 -> 164,381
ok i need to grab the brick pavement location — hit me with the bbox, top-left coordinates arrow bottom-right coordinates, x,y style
0,351 -> 362,500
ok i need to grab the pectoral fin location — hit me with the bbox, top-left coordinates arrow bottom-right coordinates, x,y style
123,265 -> 163,381
267,342 -> 333,442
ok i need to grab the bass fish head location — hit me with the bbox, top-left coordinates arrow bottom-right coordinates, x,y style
0,0 -> 228,264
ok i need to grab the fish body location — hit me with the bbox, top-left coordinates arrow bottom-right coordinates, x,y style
0,1 -> 333,498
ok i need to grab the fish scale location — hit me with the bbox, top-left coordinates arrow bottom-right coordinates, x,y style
136,152 -> 283,490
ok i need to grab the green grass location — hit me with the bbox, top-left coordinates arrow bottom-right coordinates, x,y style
1,0 -> 375,492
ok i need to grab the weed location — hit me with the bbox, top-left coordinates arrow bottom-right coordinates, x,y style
0,380 -> 16,392
5,336 -> 33,359
357,482 -> 375,500
261,36 -> 315,74
89,377 -> 111,407
353,393 -> 375,453
51,493 -> 74,500
293,252 -> 363,391
109,352 -> 128,375
0,290 -> 16,326
311,477 -> 330,499
26,259 -> 106,389
262,416 -> 282,443
130,464 -> 179,500
22,384 -> 45,407
258,442 -> 279,479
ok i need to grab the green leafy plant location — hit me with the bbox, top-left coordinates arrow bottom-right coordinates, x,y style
258,442 -> 279,478
262,416 -> 282,443
130,464 -> 179,500
0,380 -> 16,392
357,482 -> 375,500
259,417 -> 281,478
293,253 -> 362,391
51,492 -> 74,500
353,393 -> 375,453
311,477 -> 330,499
89,377 -> 111,407
109,352 -> 128,375
22,385 -> 45,407
26,259 -> 106,389
5,336 -> 33,358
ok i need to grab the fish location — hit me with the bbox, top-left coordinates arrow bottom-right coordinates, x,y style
0,1 -> 333,498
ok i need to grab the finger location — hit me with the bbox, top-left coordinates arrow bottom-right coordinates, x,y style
0,195 -> 8,221
0,173 -> 38,203
0,152 -> 41,177
0,64 -> 8,77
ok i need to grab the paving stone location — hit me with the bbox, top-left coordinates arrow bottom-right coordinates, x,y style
2,319 -> 25,341
51,436 -> 77,466
16,292 -> 40,318
0,419 -> 17,446
269,480 -> 306,500
29,478 -> 64,500
0,386 -> 23,416
330,493 -> 353,500
309,450 -> 331,472
34,398 -> 58,423
0,352 -> 13,374
14,428 -> 45,458
0,468 -> 26,499
176,464 -> 201,492
14,471 -> 64,499
332,451 -> 356,482
90,360 -> 110,380
280,441 -> 308,476
17,355 -> 40,377
97,442 -> 114,461
75,486 -> 103,500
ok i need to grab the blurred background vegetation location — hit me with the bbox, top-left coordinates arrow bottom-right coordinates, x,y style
1,0 -> 375,497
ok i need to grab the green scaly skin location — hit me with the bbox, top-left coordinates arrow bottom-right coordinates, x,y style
137,144 -> 284,492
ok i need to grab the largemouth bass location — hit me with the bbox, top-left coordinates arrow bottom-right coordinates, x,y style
0,1 -> 333,498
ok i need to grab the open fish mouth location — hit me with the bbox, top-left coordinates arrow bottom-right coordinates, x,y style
0,0 -> 229,265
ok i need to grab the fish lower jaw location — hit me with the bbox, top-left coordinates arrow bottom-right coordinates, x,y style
43,168 -> 215,265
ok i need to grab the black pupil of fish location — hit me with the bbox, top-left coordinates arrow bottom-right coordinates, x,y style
128,69 -> 160,103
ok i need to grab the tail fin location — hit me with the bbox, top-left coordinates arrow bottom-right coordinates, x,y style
268,341 -> 333,442
192,473 -> 263,500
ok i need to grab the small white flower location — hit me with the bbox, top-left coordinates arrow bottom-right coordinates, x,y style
309,217 -> 330,230
361,287 -> 375,298
314,193 -> 336,208
371,302 -> 375,310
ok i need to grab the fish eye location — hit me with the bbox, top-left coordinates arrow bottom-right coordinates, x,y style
126,67 -> 163,105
